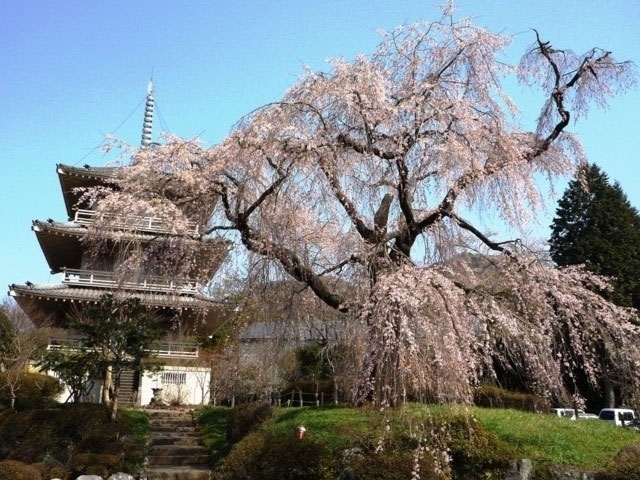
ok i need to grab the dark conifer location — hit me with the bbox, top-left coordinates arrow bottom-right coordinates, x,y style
550,164 -> 640,309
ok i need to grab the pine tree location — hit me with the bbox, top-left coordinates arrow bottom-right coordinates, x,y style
550,164 -> 640,309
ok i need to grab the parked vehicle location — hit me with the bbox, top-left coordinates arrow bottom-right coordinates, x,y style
552,408 -> 577,419
551,408 -> 598,420
598,408 -> 637,428
551,408 -> 597,420
576,412 -> 599,420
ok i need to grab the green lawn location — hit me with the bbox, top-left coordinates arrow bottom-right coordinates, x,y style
466,406 -> 639,469
119,407 -> 150,450
197,403 -> 640,471
195,406 -> 231,466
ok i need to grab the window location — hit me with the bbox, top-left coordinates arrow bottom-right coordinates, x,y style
161,372 -> 187,385
599,411 -> 615,420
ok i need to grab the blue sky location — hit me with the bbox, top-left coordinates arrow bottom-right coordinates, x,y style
1,0 -> 639,291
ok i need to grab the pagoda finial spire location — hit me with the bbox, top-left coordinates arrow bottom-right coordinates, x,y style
141,79 -> 154,147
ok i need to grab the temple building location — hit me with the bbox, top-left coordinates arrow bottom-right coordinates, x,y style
9,83 -> 230,406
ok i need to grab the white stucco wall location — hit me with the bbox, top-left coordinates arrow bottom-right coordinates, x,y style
47,370 -> 102,404
140,366 -> 211,406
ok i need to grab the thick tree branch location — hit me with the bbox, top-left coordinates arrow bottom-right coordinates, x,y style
318,158 -> 376,243
450,213 -> 515,255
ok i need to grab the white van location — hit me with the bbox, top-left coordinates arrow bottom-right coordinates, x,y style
598,408 -> 637,427
551,408 -> 597,420
551,408 -> 578,419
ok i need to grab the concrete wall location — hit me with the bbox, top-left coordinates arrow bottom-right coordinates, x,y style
46,370 -> 102,404
140,365 -> 211,406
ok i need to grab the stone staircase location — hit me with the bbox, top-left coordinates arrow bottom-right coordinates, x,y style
143,409 -> 211,480
118,369 -> 136,407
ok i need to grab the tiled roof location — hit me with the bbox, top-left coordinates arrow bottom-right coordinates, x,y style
239,320 -> 338,342
33,219 -> 186,243
56,163 -> 122,180
57,163 -> 122,219
9,283 -> 223,310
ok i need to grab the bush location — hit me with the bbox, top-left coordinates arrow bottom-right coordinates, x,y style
348,449 -> 444,480
31,461 -> 69,480
474,385 -> 550,413
49,465 -> 69,480
0,372 -> 63,410
69,452 -> 121,478
226,402 -> 273,445
216,431 -> 335,480
0,403 -> 146,476
0,460 -> 42,480
597,444 -> 640,480
443,412 -> 515,479
0,409 -> 59,463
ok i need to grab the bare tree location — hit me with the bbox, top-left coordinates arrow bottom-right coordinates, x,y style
0,299 -> 52,409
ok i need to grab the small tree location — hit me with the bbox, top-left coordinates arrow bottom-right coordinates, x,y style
38,349 -> 101,403
0,300 -> 51,409
67,294 -> 165,420
0,309 -> 15,372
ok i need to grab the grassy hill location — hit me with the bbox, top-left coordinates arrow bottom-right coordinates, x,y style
197,404 -> 640,479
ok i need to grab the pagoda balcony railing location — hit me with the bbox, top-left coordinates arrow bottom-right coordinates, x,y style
74,208 -> 200,235
47,336 -> 199,358
61,267 -> 199,295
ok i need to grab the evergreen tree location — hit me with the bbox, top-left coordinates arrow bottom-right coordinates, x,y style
44,295 -> 165,420
550,164 -> 640,309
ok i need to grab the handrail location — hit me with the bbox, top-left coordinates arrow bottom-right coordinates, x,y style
74,208 -> 200,235
61,267 -> 199,295
47,336 -> 199,358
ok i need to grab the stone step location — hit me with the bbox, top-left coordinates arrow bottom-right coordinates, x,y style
151,430 -> 200,437
150,419 -> 195,426
148,454 -> 210,467
150,445 -> 208,456
151,436 -> 203,446
144,466 -> 211,480
151,425 -> 198,433
147,409 -> 195,416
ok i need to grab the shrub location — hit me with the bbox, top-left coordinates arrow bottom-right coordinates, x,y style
195,406 -> 231,467
443,412 -> 515,479
597,444 -> 640,480
31,461 -> 69,480
352,410 -> 514,480
0,372 -> 63,410
216,431 -> 335,480
48,465 -> 69,480
85,464 -> 109,477
69,452 -> 121,477
0,460 -> 42,480
473,385 -> 550,413
0,409 -> 59,463
226,401 -> 273,445
348,449 -> 444,480
0,403 -> 146,475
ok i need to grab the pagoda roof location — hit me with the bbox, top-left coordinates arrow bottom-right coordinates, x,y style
33,221 -> 84,272
10,282 -> 221,309
57,163 -> 122,180
9,282 -> 232,331
32,220 -> 230,280
57,163 -> 122,219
